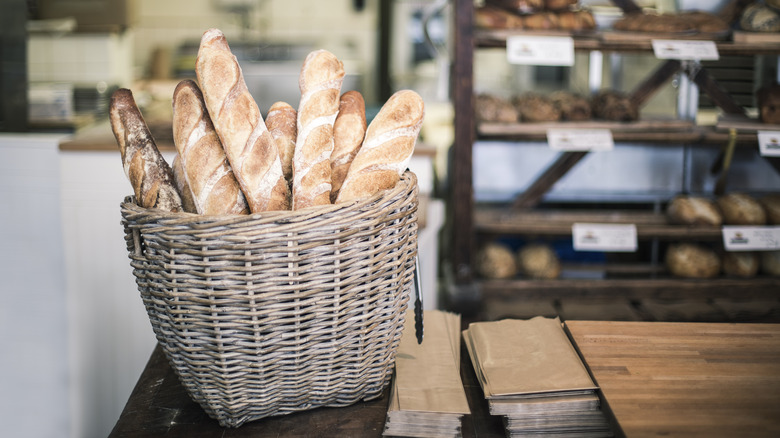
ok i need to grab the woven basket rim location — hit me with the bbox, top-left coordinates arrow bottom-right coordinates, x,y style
121,171 -> 418,224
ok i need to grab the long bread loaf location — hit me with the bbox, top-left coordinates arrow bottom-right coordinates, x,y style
195,28 -> 289,212
265,101 -> 297,183
110,88 -> 183,212
172,154 -> 198,213
335,90 -> 424,203
330,90 -> 367,203
172,79 -> 249,215
292,49 -> 345,209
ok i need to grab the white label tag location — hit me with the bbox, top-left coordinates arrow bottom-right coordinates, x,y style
758,130 -> 780,157
652,40 -> 720,61
572,223 -> 638,252
506,35 -> 575,66
547,129 -> 614,151
722,226 -> 780,251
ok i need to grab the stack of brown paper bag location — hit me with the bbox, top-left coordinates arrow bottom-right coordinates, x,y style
383,310 -> 470,438
463,317 -> 613,438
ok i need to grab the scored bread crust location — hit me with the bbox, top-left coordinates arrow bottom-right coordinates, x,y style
172,79 -> 249,215
110,88 -> 183,212
195,28 -> 289,212
172,154 -> 198,213
265,101 -> 297,183
292,49 -> 345,209
330,91 -> 367,202
335,89 -> 424,203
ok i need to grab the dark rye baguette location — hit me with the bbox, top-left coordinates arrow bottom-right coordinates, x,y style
335,89 -> 424,203
195,28 -> 289,212
110,88 -> 183,212
172,79 -> 249,215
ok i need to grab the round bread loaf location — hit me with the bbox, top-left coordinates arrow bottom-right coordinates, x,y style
513,93 -> 561,122
666,243 -> 721,278
740,3 -> 780,32
717,193 -> 767,225
761,251 -> 780,276
591,90 -> 638,122
757,82 -> 780,125
666,195 -> 722,227
722,252 -> 760,278
551,91 -> 592,121
759,194 -> 780,224
476,242 -> 518,279
517,243 -> 561,279
476,93 -> 519,123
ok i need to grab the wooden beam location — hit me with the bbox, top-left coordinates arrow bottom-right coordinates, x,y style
629,60 -> 682,108
511,151 -> 589,209
451,0 -> 476,284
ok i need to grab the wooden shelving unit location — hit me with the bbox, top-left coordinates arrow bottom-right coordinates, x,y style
446,0 -> 780,310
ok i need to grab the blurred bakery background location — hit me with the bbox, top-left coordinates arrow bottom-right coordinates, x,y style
1,0 -> 780,437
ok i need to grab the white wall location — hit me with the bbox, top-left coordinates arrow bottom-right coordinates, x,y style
0,134 -> 70,438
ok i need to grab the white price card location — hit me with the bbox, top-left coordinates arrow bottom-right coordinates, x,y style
506,35 -> 574,66
651,40 -> 719,61
547,129 -> 614,151
757,130 -> 780,157
572,223 -> 638,252
722,226 -> 780,251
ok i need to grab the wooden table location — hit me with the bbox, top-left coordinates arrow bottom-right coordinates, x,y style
565,321 -> 780,438
108,342 -> 505,437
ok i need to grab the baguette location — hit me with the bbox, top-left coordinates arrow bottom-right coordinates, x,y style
335,89 -> 424,203
172,154 -> 198,213
109,88 -> 183,212
172,79 -> 249,215
330,90 -> 367,202
195,28 -> 289,212
292,49 -> 345,209
265,101 -> 297,183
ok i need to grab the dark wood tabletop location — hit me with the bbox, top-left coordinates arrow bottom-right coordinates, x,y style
109,342 -> 505,438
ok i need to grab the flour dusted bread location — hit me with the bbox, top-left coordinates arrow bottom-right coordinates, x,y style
475,242 -> 518,279
666,195 -> 722,227
335,89 -> 424,203
172,155 -> 197,213
717,192 -> 767,225
195,28 -> 289,212
330,90 -> 367,202
265,101 -> 297,182
172,79 -> 249,215
292,49 -> 344,209
517,243 -> 561,279
666,243 -> 721,278
722,252 -> 760,278
110,88 -> 183,212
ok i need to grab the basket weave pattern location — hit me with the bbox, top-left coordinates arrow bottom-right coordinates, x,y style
121,172 -> 419,427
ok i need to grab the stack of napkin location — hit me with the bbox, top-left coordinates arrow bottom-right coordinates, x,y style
463,317 -> 612,437
383,310 -> 470,438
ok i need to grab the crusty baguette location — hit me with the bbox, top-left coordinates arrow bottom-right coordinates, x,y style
110,88 -> 183,212
195,28 -> 289,212
335,89 -> 424,203
172,154 -> 198,213
330,91 -> 367,202
292,49 -> 345,209
265,101 -> 297,183
172,79 -> 249,215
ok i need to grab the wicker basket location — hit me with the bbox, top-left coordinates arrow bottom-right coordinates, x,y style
120,171 -> 419,427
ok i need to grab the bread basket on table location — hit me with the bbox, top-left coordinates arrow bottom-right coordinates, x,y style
120,171 -> 419,428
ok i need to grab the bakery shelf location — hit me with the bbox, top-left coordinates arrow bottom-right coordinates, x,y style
478,276 -> 780,301
474,28 -> 780,55
475,207 -> 723,240
477,120 -> 760,145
